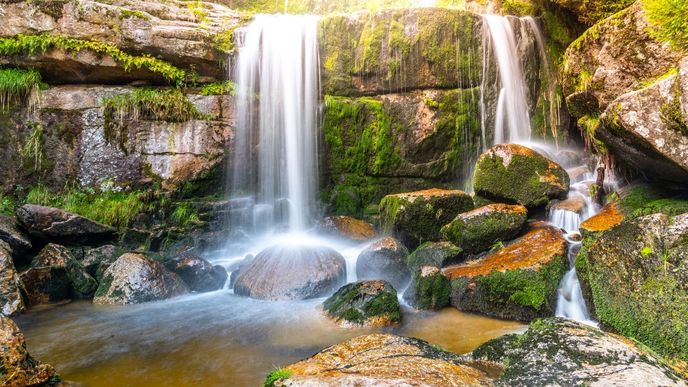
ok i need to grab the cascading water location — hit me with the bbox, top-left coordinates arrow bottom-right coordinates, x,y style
231,15 -> 321,233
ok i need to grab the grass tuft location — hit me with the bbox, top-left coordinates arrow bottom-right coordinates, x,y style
0,68 -> 43,112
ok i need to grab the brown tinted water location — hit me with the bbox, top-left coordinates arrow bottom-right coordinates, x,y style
16,291 -> 525,387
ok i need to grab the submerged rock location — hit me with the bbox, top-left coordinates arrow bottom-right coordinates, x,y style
444,222 -> 568,322
403,266 -> 451,310
380,188 -> 474,249
0,215 -> 32,255
0,244 -> 25,316
323,280 -> 400,327
316,216 -> 377,242
356,237 -> 410,290
93,253 -> 189,305
406,241 -> 463,271
164,253 -> 227,292
272,333 -> 492,386
16,204 -> 117,245
0,316 -> 58,386
233,245 -> 346,301
472,318 -> 685,386
474,144 -> 570,208
441,203 -> 528,254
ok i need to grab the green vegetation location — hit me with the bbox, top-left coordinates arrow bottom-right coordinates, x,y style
660,77 -> 688,136
264,368 -> 292,387
618,185 -> 688,217
25,184 -> 144,229
643,0 -> 688,52
440,206 -> 526,254
323,281 -> 401,325
199,81 -> 236,96
0,68 -> 43,111
169,203 -> 201,229
577,114 -> 606,153
406,268 -> 451,310
118,8 -> 150,21
0,193 -> 16,216
20,123 -> 45,172
0,34 -> 186,85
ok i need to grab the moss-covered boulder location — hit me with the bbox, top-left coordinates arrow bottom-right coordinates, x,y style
403,266 -> 450,310
441,203 -> 528,254
0,316 -> 59,386
576,211 -> 688,362
316,216 -> 377,242
472,318 -> 685,386
406,241 -> 463,272
271,333 -> 492,386
444,222 -> 568,322
380,188 -> 474,248
33,243 -> 98,298
323,280 -> 400,327
93,253 -> 189,305
356,237 -> 410,289
473,144 -> 569,208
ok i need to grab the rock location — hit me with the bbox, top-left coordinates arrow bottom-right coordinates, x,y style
0,316 -> 58,386
93,253 -> 189,305
316,216 -> 377,242
441,203 -> 528,254
380,188 -> 474,249
356,237 -> 410,290
323,280 -> 401,327
273,333 -> 492,386
0,245 -> 25,316
80,244 -> 121,280
472,318 -> 685,386
19,267 -> 70,306
403,266 -> 450,310
0,215 -> 32,255
444,222 -> 568,321
580,201 -> 624,235
473,144 -> 570,208
32,243 -> 98,299
406,241 -> 463,271
233,245 -> 346,301
16,204 -> 117,245
551,196 -> 587,214
549,0 -> 635,25
228,254 -> 253,288
164,253 -> 227,292
597,57 -> 688,184
576,212 -> 688,361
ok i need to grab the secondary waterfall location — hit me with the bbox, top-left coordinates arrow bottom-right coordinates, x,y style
231,15 -> 321,233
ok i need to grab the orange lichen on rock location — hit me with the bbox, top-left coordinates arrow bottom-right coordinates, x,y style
318,216 -> 377,241
580,202 -> 624,233
443,222 -> 566,280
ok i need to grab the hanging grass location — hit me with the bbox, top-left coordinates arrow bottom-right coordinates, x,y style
20,123 -> 45,172
0,68 -> 43,112
643,0 -> 688,52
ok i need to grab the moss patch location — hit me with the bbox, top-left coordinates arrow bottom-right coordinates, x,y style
323,280 -> 401,326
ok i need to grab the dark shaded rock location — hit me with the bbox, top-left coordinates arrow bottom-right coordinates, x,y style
472,318 -> 685,386
19,267 -> 70,306
0,316 -> 58,386
93,253 -> 189,305
273,334 -> 491,385
164,253 -> 227,292
441,203 -> 528,254
406,241 -> 463,272
316,216 -> 377,242
0,244 -> 25,316
228,254 -> 253,288
323,280 -> 400,327
356,237 -> 410,290
80,244 -> 121,280
16,204 -> 117,245
474,144 -> 569,208
0,215 -> 32,255
33,243 -> 98,299
233,245 -> 346,301
380,189 -> 474,249
444,222 -> 568,322
403,266 -> 450,310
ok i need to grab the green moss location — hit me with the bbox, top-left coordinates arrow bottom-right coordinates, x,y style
94,274 -> 114,298
118,8 -> 150,21
0,193 -> 16,216
643,0 -> 688,52
619,185 -> 688,217
501,0 -> 536,16
577,114 -> 606,153
440,207 -> 526,254
407,268 -> 450,310
264,368 -> 292,387
660,76 -> 688,136
0,68 -> 44,111
199,81 -> 236,96
169,203 -> 201,229
0,34 -> 187,85
213,28 -> 238,54
323,281 -> 401,325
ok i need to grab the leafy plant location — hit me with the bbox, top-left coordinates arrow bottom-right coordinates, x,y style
643,0 -> 688,52
170,203 -> 201,228
264,368 -> 292,387
200,81 -> 237,96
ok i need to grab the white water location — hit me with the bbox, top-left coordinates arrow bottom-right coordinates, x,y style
232,15 -> 321,233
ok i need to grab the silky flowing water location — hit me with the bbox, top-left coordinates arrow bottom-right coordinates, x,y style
16,295 -> 524,386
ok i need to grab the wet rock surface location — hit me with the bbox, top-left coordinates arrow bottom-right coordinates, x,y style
0,316 -> 58,386
406,241 -> 463,272
233,245 -> 346,301
0,244 -> 25,316
323,280 -> 400,327
16,204 -> 117,245
356,237 -> 410,290
164,253 -> 227,293
403,266 -> 451,310
33,244 -> 98,299
0,216 -> 32,256
316,216 -> 377,242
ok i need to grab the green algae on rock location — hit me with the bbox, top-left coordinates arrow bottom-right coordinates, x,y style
403,266 -> 451,310
323,280 -> 401,326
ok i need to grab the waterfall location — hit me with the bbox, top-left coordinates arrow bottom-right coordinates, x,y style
231,15 -> 321,233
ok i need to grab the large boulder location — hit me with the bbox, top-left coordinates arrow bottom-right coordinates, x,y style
16,204 -> 117,245
93,253 -> 189,305
406,241 -> 463,272
164,253 -> 227,292
32,243 -> 98,299
19,267 -> 70,306
80,244 -> 122,280
0,316 -> 58,386
356,237 -> 410,290
444,222 -> 568,321
323,280 -> 401,327
473,144 -> 570,208
441,203 -> 528,254
576,211 -> 688,361
233,245 -> 346,301
316,216 -> 377,242
403,266 -> 451,310
473,318 -> 685,386
270,334 -> 492,386
0,215 -> 32,255
0,244 -> 25,316
380,188 -> 474,249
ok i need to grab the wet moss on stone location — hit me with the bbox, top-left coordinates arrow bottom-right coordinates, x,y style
406,241 -> 463,272
404,267 -> 450,310
264,368 -> 292,387
323,281 -> 401,326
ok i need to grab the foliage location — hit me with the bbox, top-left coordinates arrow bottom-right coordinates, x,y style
0,34 -> 187,85
660,77 -> 688,136
619,185 -> 688,217
169,203 -> 201,229
643,0 -> 688,52
0,193 -> 16,216
20,123 -> 45,172
199,81 -> 236,96
0,68 -> 43,112
264,368 -> 292,387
